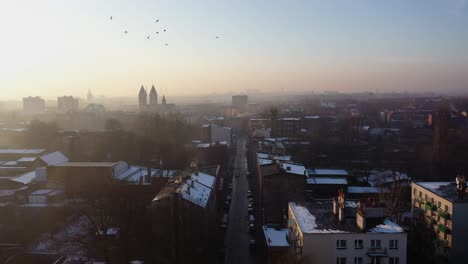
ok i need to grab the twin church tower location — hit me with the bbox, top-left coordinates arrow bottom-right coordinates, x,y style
138,84 -> 166,111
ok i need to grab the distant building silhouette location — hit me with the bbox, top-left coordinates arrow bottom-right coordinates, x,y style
87,89 -> 93,102
138,85 -> 174,112
149,85 -> 158,109
139,85 -> 148,111
57,96 -> 79,113
23,96 -> 45,114
433,105 -> 450,163
232,94 -> 248,113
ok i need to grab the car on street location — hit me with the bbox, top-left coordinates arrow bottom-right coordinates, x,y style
249,239 -> 256,251
249,223 -> 255,233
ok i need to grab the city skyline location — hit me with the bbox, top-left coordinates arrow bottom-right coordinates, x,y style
1,0 -> 468,99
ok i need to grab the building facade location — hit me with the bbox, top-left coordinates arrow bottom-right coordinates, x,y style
411,181 -> 468,264
23,96 -> 45,114
288,201 -> 407,264
57,96 -> 79,112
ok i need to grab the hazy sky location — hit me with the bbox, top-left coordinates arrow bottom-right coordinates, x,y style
1,0 -> 468,99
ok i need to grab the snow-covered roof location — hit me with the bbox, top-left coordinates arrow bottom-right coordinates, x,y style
11,171 -> 37,185
257,153 -> 291,161
0,149 -> 46,154
180,172 -> 216,208
191,172 -> 216,189
263,226 -> 289,247
414,181 -> 464,202
368,219 -> 404,233
282,162 -> 306,176
307,177 -> 348,185
279,117 -> 301,121
290,202 -> 404,235
258,158 -> 274,165
40,151 -> 69,166
30,189 -> 55,196
347,186 -> 381,194
17,157 -> 37,162
290,203 -> 347,234
308,169 -> 349,176
367,171 -> 409,187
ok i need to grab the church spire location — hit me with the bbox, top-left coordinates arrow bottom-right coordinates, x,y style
139,85 -> 148,111
87,89 -> 93,101
149,84 -> 158,106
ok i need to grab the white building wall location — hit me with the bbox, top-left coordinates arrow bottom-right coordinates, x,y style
288,204 -> 407,264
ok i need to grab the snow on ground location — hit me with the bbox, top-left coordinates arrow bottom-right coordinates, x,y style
32,215 -> 91,256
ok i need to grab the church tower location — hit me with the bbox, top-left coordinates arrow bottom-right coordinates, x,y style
138,85 -> 148,111
149,85 -> 158,108
162,95 -> 167,105
87,89 -> 93,102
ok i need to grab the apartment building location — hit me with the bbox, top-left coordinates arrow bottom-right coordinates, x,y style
288,196 -> 407,264
411,180 -> 468,264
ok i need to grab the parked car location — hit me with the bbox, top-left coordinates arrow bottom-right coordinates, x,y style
249,239 -> 256,251
249,223 -> 255,233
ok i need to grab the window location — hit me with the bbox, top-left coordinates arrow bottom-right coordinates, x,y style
445,205 -> 450,212
390,240 -> 398,249
431,197 -> 434,204
353,257 -> 363,264
389,257 -> 400,264
419,191 -> 422,198
413,188 -> 417,195
371,240 -> 381,249
438,201 -> 441,208
425,194 -> 428,201
354,239 -> 363,249
336,257 -> 346,264
336,240 -> 347,249
370,257 -> 377,264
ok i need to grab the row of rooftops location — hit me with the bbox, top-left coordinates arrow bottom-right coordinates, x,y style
258,152 -> 413,188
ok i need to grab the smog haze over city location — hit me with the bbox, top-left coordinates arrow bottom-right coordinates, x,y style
1,0 -> 468,100
1,1 -> 468,264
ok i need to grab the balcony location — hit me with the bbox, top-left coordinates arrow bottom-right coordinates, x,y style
425,201 -> 437,211
367,247 -> 388,257
438,224 -> 451,234
438,210 -> 451,220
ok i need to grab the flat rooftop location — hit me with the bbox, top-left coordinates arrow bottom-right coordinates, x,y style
263,226 -> 289,248
290,201 -> 404,234
307,177 -> 348,185
308,168 -> 349,176
52,162 -> 116,167
414,181 -> 468,203
0,149 -> 46,154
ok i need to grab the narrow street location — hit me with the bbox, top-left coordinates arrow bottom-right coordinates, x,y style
224,134 -> 256,264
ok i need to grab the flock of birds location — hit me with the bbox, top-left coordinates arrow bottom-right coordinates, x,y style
109,16 -> 219,46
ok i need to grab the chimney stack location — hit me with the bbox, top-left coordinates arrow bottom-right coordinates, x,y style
456,174 -> 466,200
